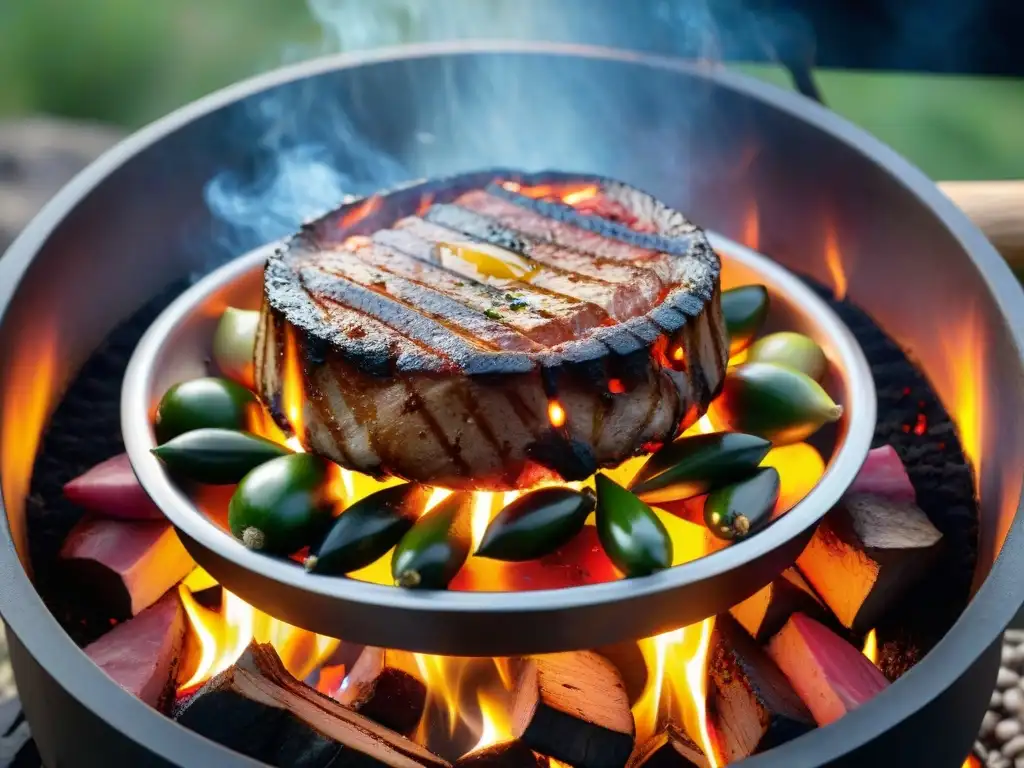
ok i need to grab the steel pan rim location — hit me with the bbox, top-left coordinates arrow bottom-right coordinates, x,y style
121,220 -> 875,652
0,41 -> 1016,767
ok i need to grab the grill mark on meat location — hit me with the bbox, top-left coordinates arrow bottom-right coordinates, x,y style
400,381 -> 472,477
333,241 -> 579,348
624,372 -> 664,452
393,217 -> 626,322
455,384 -> 512,481
425,203 -> 664,321
373,226 -> 609,338
310,256 -> 541,353
299,267 -> 535,376
306,380 -> 359,468
458,189 -> 678,282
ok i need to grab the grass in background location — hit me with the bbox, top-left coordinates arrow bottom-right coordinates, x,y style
0,0 -> 1022,181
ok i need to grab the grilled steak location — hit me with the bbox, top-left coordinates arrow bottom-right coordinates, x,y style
256,171 -> 727,490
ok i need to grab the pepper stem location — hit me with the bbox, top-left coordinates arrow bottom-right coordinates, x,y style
303,555 -> 318,572
241,527 -> 266,551
396,570 -> 422,588
734,515 -> 751,536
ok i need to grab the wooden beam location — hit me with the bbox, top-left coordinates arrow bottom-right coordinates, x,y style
512,651 -> 635,768
796,495 -> 943,634
708,614 -> 813,762
176,642 -> 449,768
768,613 -> 890,726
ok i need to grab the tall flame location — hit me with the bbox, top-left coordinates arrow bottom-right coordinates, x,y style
633,618 -> 719,767
177,585 -> 339,694
862,629 -> 879,666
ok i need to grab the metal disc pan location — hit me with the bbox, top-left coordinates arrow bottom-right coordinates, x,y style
122,191 -> 874,656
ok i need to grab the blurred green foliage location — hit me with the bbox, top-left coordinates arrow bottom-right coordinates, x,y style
0,0 -> 1021,181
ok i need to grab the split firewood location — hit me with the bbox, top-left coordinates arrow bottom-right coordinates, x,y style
84,592 -> 185,711
708,614 -> 814,762
795,494 -> 943,634
767,613 -> 890,726
175,641 -> 449,768
628,725 -> 709,768
455,741 -> 548,768
596,641 -> 648,706
333,647 -> 426,736
59,516 -> 195,619
845,445 -> 916,503
512,650 -> 635,768
63,453 -> 165,520
730,567 -> 838,642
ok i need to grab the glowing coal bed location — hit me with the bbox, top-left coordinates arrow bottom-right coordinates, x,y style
23,179 -> 979,768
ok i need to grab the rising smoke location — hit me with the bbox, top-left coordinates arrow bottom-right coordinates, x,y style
202,0 -> 741,261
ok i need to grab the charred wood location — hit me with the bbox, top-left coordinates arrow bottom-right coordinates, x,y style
175,642 -> 448,768
512,651 -> 635,768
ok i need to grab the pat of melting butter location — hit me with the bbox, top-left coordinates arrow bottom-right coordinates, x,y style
435,241 -> 541,283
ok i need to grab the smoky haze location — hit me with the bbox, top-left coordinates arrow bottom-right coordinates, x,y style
203,0 -> 750,257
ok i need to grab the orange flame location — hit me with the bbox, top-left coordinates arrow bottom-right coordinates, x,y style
338,194 -> 382,230
824,223 -> 848,301
501,180 -> 599,206
416,193 -> 435,217
963,756 -> 981,768
469,690 -> 514,753
760,442 -> 825,517
562,185 -> 600,206
862,629 -> 879,666
548,400 -> 566,428
281,325 -> 305,443
177,584 -> 339,695
633,618 -> 719,767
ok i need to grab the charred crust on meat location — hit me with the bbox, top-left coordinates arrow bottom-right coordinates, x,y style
259,170 -> 728,488
526,432 -> 599,482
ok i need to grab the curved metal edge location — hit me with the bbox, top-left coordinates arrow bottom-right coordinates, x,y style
120,229 -> 874,654
0,40 -> 1017,767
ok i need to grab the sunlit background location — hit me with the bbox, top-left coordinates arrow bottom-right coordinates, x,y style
0,0 -> 1022,181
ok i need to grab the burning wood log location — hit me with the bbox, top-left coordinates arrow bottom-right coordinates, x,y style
333,647 -> 427,736
628,725 -> 708,768
59,516 -> 195,619
175,642 -> 448,768
729,567 -> 838,642
84,592 -> 185,711
708,614 -> 814,762
795,494 -> 943,634
455,741 -> 548,768
767,613 -> 890,726
845,445 -> 916,504
512,651 -> 635,768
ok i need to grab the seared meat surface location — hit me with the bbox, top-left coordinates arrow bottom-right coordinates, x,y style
256,172 -> 727,490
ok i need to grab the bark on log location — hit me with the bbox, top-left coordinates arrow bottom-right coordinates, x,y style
708,614 -> 813,762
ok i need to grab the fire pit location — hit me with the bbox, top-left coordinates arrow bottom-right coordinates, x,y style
1,42 -> 1022,768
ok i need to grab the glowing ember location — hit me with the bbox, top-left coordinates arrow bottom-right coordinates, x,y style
416,193 -> 435,217
963,755 -> 982,768
608,378 -> 626,394
338,194 -> 382,229
824,224 -> 848,301
672,345 -> 686,362
561,185 -> 600,206
548,400 -> 567,428
862,629 -> 879,666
